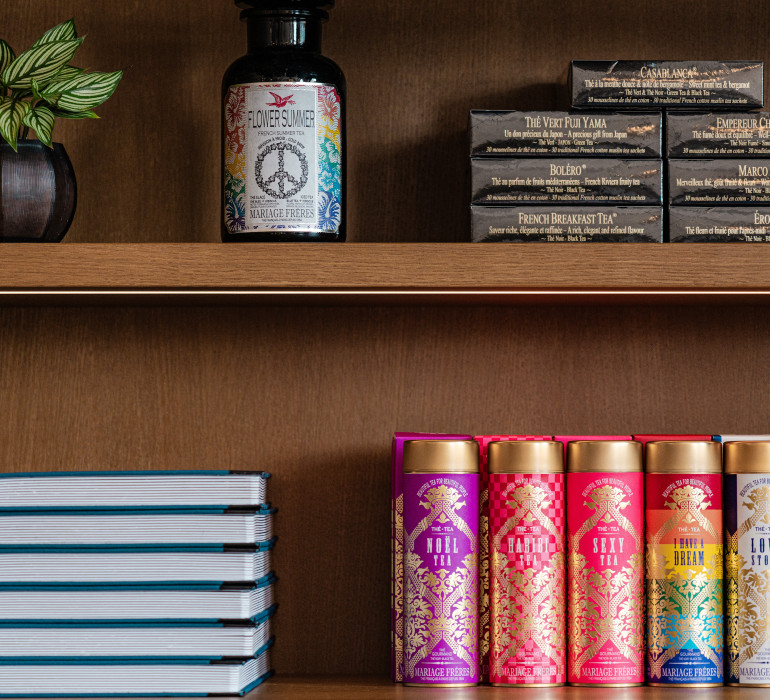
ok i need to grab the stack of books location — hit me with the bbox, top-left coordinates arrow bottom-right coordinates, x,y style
0,470 -> 275,696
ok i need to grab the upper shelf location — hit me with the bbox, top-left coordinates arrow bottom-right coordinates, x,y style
1,243 -> 770,304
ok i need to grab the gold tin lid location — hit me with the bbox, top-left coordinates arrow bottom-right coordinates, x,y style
488,440 -> 563,474
646,441 -> 722,474
725,441 -> 770,474
403,440 -> 480,474
567,440 -> 642,473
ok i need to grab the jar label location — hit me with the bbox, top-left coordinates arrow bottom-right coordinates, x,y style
224,82 -> 342,234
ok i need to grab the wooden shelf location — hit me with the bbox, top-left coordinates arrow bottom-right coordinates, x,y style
244,677 -> 751,698
2,243 -> 770,304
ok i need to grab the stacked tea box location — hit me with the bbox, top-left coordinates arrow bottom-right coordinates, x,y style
470,111 -> 664,242
668,113 -> 770,241
568,60 -> 767,242
0,470 -> 276,696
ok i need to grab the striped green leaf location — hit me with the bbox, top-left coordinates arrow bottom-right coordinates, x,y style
46,70 -> 122,112
52,65 -> 84,81
0,39 -> 15,75
33,19 -> 77,46
2,37 -> 83,89
0,97 -> 31,151
22,105 -> 55,147
31,69 -> 85,105
51,107 -> 98,120
30,78 -> 60,104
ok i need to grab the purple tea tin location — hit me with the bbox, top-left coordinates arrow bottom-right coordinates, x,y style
402,440 -> 480,686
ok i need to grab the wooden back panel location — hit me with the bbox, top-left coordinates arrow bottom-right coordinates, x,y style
2,0 -> 768,242
0,304 -> 767,672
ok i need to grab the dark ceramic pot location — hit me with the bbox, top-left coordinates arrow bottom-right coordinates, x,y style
0,140 -> 77,242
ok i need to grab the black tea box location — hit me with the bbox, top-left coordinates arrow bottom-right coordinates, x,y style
469,111 -> 662,157
471,205 -> 663,242
669,207 -> 770,241
471,158 -> 662,205
668,113 -> 770,157
570,61 -> 763,110
669,159 -> 770,205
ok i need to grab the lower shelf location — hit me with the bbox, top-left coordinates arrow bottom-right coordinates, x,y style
248,676 -> 750,697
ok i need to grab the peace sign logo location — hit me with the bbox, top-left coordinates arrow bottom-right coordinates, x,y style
255,141 -> 309,199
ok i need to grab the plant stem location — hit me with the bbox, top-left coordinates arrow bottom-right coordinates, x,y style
21,126 -> 30,140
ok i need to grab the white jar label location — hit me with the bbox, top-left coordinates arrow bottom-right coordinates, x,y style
224,82 -> 342,234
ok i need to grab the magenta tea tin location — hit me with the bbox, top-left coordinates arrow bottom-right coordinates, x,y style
403,440 -> 480,686
488,440 -> 566,686
391,432 -> 470,681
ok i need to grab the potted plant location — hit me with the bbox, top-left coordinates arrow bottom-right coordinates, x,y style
0,19 -> 122,241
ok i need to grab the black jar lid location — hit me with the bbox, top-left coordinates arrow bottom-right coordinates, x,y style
236,1 -> 334,9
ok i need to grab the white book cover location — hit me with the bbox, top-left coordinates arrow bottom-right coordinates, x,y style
0,646 -> 273,696
0,508 -> 275,546
0,581 -> 276,622
0,547 -> 273,584
0,471 -> 270,508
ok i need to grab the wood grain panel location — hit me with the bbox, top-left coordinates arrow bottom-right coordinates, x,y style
247,677 -> 755,698
2,244 -> 770,296
0,676 -> 756,699
1,1 -> 769,242
0,305 -> 768,673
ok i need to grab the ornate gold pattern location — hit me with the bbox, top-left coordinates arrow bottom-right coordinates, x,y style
726,527 -> 740,681
569,485 -> 643,677
647,554 -> 724,678
647,484 -> 722,680
652,485 -> 717,546
480,488 -> 490,672
490,483 -> 564,680
405,486 -> 478,678
572,485 -> 640,547
395,493 -> 404,680
729,486 -> 770,680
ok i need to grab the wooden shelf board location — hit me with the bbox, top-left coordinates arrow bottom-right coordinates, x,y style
0,243 -> 770,303
244,676 -> 752,698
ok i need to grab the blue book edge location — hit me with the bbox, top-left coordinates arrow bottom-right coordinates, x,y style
0,537 -> 277,553
0,505 -> 276,514
0,570 -> 276,590
0,639 -> 275,666
0,603 -> 278,627
0,670 -> 274,697
0,471 -> 271,479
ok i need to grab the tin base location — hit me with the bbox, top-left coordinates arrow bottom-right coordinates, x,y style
569,683 -> 644,687
492,682 -> 566,687
728,683 -> 770,687
648,683 -> 723,688
403,683 -> 478,688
